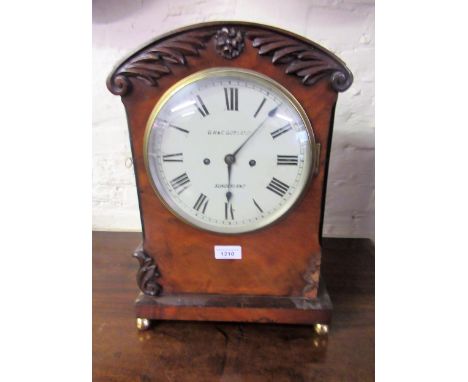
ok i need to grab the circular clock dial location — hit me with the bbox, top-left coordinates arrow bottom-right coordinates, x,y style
144,68 -> 315,234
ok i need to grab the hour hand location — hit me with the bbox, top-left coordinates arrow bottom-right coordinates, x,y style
225,162 -> 233,220
224,154 -> 235,201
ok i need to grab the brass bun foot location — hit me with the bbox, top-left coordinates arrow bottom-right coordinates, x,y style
136,317 -> 151,331
313,323 -> 329,335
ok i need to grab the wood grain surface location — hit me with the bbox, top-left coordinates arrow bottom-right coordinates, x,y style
93,232 -> 374,382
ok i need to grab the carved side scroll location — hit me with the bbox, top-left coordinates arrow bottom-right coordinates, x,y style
247,31 -> 353,92
107,30 -> 216,96
303,254 -> 321,299
133,246 -> 162,296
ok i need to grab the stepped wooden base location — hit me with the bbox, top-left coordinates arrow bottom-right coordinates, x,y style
135,281 -> 332,328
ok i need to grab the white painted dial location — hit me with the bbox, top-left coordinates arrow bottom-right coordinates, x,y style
144,68 -> 315,234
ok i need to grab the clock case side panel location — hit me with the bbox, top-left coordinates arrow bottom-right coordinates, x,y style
123,106 -> 147,242
319,102 -> 337,247
107,22 -> 352,303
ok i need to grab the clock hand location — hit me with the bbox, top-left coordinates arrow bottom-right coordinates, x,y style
232,105 -> 279,157
226,161 -> 233,202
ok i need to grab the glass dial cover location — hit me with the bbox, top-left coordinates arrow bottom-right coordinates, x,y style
144,68 -> 315,234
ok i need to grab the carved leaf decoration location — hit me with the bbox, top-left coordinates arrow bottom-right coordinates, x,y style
133,247 -> 162,296
303,254 -> 322,299
107,30 -> 216,96
247,31 -> 353,92
107,26 -> 352,96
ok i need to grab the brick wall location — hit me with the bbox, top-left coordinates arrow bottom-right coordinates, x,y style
92,0 -> 374,238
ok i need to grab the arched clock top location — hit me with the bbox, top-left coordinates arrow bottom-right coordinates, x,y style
106,22 -> 353,96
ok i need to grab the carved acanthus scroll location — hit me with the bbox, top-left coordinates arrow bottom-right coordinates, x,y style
107,30 -> 216,96
303,254 -> 321,299
133,246 -> 162,296
247,30 -> 353,92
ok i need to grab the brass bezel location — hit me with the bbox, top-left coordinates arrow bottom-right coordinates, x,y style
143,67 -> 317,235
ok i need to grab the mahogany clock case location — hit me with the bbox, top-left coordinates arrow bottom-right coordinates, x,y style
107,21 -> 353,325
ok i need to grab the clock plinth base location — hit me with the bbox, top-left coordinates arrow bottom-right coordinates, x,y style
134,282 -> 332,326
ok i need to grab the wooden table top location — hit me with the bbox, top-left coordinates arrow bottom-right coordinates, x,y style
93,232 -> 374,381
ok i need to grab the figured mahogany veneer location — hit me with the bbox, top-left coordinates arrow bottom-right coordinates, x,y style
107,21 -> 353,324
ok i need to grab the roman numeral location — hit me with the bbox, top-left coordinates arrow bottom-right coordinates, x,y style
225,202 -> 234,220
224,87 -> 238,111
266,177 -> 290,197
169,124 -> 189,134
170,173 -> 190,192
277,155 -> 298,165
253,198 -> 263,213
162,153 -> 183,162
195,95 -> 209,117
253,97 -> 266,118
193,193 -> 209,213
271,124 -> 292,139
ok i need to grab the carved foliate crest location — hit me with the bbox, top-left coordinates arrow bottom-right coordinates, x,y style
214,27 -> 245,59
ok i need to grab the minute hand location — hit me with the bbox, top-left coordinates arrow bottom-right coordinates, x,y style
232,106 -> 279,157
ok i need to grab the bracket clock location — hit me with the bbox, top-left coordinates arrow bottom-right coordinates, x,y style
107,21 -> 353,333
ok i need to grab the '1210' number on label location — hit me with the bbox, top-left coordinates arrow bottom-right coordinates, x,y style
214,246 -> 242,260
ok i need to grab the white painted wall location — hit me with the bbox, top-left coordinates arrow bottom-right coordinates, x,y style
92,0 -> 374,238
